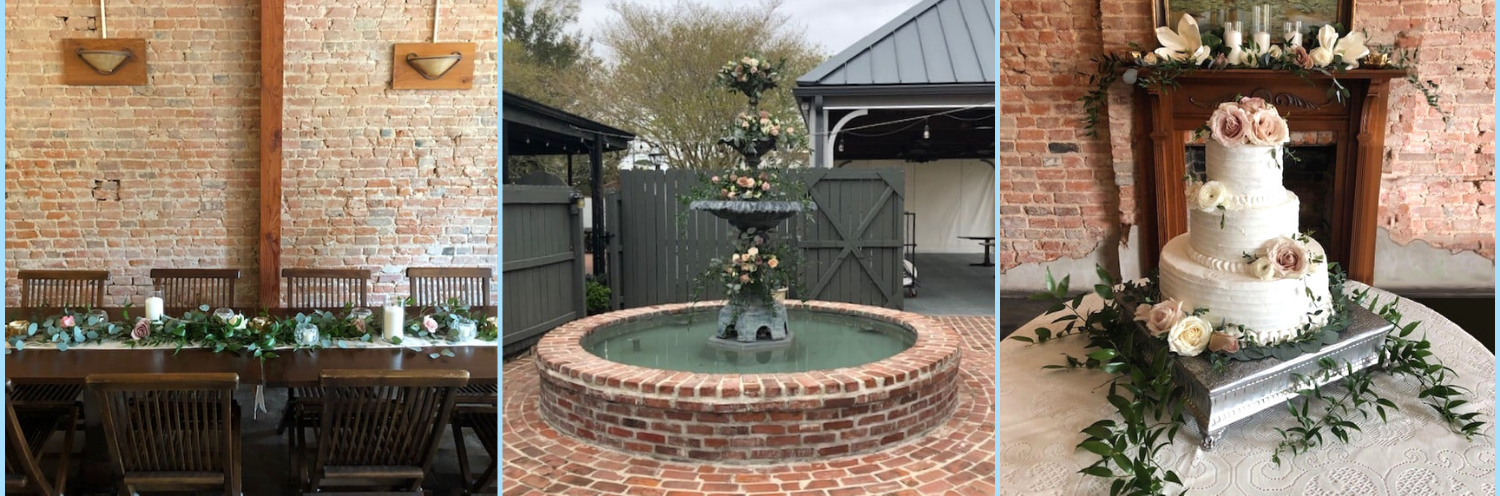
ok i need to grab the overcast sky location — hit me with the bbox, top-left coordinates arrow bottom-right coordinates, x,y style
573,0 -> 922,58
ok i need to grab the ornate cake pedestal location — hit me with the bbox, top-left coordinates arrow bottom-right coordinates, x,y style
1132,303 -> 1394,450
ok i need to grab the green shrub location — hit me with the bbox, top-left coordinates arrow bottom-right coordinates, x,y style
586,280 -> 612,315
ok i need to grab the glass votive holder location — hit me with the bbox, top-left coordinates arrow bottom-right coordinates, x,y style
295,322 -> 320,346
348,307 -> 373,322
213,307 -> 236,323
88,309 -> 109,326
450,318 -> 477,342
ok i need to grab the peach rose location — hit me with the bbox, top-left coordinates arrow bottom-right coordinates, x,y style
1249,109 -> 1290,145
736,176 -> 755,188
1208,331 -> 1241,353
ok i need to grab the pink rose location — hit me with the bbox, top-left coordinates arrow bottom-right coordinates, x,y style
1209,106 -> 1253,147
711,176 -> 720,183
1210,53 -> 1228,69
1238,97 -> 1267,113
1208,331 -> 1241,353
131,317 -> 151,341
1263,237 -> 1310,277
1136,299 -> 1186,337
59,315 -> 75,328
1292,46 -> 1315,69
422,316 -> 439,333
1250,109 -> 1289,145
736,177 -> 755,188
739,274 -> 751,283
761,182 -> 770,191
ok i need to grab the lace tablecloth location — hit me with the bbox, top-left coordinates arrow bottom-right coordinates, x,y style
999,282 -> 1496,495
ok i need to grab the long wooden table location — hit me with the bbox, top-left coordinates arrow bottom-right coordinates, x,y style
3,306 -> 498,491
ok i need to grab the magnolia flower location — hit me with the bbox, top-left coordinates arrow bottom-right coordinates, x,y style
59,315 -> 75,328
1135,299 -> 1186,337
131,317 -> 151,341
1264,237 -> 1311,277
1332,31 -> 1369,70
1208,105 -> 1252,146
1250,257 -> 1277,280
1249,109 -> 1290,145
1208,331 -> 1241,353
1154,14 -> 1212,65
1316,24 -> 1339,51
1195,181 -> 1229,211
1167,316 -> 1213,357
232,315 -> 248,330
422,316 -> 439,333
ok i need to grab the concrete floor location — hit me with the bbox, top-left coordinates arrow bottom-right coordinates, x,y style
903,253 -> 996,316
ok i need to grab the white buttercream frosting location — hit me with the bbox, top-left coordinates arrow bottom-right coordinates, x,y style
1187,191 -> 1300,263
1205,141 -> 1285,198
1160,237 -> 1333,344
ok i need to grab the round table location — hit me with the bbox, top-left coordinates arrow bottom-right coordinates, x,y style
999,282 -> 1496,494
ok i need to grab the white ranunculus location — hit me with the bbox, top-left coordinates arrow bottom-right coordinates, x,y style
1309,47 -> 1335,68
1168,315 -> 1213,357
1195,181 -> 1229,211
1250,257 -> 1276,280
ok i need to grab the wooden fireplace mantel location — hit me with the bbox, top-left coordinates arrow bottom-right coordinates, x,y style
1132,69 -> 1407,284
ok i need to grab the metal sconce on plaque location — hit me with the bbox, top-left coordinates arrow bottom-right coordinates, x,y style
393,0 -> 475,90
64,0 -> 147,85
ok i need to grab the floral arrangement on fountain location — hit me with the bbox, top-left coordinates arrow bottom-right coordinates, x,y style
1079,14 -> 1448,135
707,227 -> 803,303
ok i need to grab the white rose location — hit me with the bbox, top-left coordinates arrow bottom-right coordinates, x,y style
1167,315 -> 1213,357
1308,47 -> 1334,68
1250,257 -> 1276,280
748,58 -> 759,67
747,247 -> 759,257
1195,181 -> 1229,211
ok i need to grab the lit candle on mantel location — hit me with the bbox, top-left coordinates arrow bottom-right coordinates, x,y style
145,290 -> 164,321
382,298 -> 404,341
1252,6 -> 1271,52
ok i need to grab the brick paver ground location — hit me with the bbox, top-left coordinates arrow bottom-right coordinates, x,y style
501,315 -> 996,496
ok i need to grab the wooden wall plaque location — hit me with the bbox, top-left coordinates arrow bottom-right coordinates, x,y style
63,38 -> 147,86
392,42 -> 475,90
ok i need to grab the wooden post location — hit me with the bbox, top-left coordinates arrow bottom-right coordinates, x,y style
260,0 -> 284,308
590,132 -> 605,278
1349,79 -> 1391,284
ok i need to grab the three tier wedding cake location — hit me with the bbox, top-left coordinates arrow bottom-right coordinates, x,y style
1156,97 -> 1332,347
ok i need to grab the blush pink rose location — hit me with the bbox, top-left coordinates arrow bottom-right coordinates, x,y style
59,315 -> 75,328
131,317 -> 151,341
1250,109 -> 1289,145
1263,237 -> 1310,277
422,316 -> 439,333
1134,299 -> 1187,337
1209,106 -> 1253,147
1208,331 -> 1241,353
736,177 -> 755,188
1238,97 -> 1267,113
1291,46 -> 1314,69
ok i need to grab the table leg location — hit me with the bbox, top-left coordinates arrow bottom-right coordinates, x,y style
971,242 -> 995,267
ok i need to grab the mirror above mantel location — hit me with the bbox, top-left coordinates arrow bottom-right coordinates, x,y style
1154,0 -> 1354,31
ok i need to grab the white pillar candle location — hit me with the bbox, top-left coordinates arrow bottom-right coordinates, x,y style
382,304 -> 404,341
1254,31 -> 1272,52
145,291 -> 164,321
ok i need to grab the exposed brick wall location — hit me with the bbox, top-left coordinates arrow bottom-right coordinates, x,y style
534,301 -> 963,463
280,0 -> 499,304
1001,0 -> 1496,272
4,1 -> 262,306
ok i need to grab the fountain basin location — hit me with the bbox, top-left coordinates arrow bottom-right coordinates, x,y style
534,300 -> 962,462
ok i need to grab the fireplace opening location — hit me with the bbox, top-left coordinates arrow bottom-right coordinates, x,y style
1186,144 -> 1337,253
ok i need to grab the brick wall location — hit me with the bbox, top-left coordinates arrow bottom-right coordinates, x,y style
5,0 -> 500,307
281,0 -> 499,305
4,1 -> 262,306
1001,0 -> 1496,276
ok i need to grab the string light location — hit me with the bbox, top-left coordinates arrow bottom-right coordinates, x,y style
922,119 -> 930,140
838,139 -> 844,152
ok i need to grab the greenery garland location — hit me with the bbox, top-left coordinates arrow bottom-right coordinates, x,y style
4,298 -> 498,361
1010,266 -> 1486,495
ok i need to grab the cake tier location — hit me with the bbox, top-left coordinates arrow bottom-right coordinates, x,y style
1206,141 -> 1284,198
1187,190 -> 1300,263
1159,236 -> 1333,344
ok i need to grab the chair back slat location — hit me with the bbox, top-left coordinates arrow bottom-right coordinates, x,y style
150,269 -> 241,308
5,384 -> 62,496
87,373 -> 237,486
18,270 -> 108,310
281,269 -> 370,308
407,267 -> 491,307
310,370 -> 467,489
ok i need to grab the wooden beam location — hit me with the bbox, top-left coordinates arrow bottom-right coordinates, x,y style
259,0 -> 284,308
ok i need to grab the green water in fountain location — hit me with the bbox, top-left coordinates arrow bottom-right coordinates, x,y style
583,309 -> 915,373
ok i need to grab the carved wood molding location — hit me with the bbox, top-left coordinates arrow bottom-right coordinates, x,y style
1187,89 -> 1335,111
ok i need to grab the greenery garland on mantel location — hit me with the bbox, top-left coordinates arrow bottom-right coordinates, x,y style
4,298 -> 498,361
1009,266 -> 1486,496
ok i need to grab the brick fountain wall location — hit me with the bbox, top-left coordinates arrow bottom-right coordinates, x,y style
1000,0 -> 1495,290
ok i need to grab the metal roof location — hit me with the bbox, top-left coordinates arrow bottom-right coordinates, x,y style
796,0 -> 995,88
503,91 -> 635,156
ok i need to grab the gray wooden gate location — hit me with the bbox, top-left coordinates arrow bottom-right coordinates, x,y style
608,168 -> 904,309
502,185 -> 586,353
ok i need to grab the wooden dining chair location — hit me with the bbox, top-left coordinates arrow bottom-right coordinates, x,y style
87,373 -> 241,495
291,369 -> 468,493
450,407 -> 497,495
406,267 -> 492,307
17,270 -> 108,311
5,381 -> 78,496
11,270 -> 106,413
281,268 -> 371,308
150,268 -> 241,308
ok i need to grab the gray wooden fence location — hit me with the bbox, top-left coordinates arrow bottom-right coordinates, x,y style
608,168 -> 905,309
502,185 -> 586,353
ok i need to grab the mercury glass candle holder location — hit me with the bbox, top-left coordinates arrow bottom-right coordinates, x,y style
295,322 -> 320,346
450,318 -> 477,343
